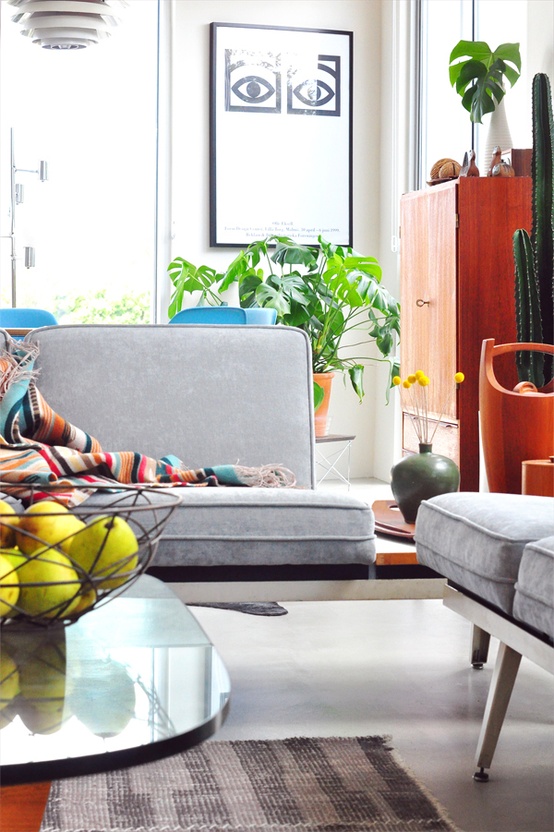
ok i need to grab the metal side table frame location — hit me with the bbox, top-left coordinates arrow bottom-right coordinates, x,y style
315,434 -> 355,489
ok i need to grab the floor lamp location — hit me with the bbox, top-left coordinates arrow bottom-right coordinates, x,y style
1,128 -> 48,307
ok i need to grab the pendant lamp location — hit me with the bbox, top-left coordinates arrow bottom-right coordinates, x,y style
7,0 -> 128,50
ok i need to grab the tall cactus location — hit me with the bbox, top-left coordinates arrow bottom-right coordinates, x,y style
513,72 -> 554,387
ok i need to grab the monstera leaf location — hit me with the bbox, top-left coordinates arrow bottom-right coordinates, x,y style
449,40 -> 521,124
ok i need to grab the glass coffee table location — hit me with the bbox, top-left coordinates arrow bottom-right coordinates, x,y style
0,575 -> 231,786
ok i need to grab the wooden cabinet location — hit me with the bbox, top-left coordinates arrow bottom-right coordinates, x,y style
399,177 -> 532,491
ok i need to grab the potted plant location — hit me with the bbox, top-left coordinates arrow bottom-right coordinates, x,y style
168,235 -> 400,434
448,40 -> 521,125
449,40 -> 521,169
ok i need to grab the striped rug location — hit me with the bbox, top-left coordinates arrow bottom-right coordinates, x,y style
40,736 -> 460,832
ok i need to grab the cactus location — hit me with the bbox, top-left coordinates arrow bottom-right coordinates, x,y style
513,72 -> 554,387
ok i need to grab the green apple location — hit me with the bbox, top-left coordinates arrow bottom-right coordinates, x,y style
66,585 -> 97,618
18,702 -> 68,734
0,547 -> 28,589
0,500 -> 19,548
0,651 -> 20,710
0,547 -> 27,567
16,630 -> 71,734
0,701 -> 18,730
70,515 -> 139,590
0,553 -> 20,618
70,659 -> 136,737
16,502 -> 85,556
16,548 -> 81,619
19,644 -> 67,705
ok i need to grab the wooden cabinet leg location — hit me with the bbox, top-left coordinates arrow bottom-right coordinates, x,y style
474,642 -> 522,779
0,782 -> 52,832
470,624 -> 491,667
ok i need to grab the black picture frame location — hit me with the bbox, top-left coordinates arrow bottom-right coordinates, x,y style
210,22 -> 353,247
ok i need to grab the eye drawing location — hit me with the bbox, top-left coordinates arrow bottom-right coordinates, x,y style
225,49 -> 281,114
292,79 -> 334,108
287,55 -> 341,116
231,75 -> 275,105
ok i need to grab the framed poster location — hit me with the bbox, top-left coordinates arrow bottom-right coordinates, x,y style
210,22 -> 353,247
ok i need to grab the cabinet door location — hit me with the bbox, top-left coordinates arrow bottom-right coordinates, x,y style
400,177 -> 532,491
456,176 -> 532,491
400,183 -> 457,421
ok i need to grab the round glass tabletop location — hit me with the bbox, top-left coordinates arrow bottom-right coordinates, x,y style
0,575 -> 231,784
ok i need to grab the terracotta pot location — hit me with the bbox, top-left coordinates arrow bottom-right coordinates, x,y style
313,372 -> 334,437
479,339 -> 554,493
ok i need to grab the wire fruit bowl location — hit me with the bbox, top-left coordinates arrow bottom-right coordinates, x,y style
0,483 -> 182,627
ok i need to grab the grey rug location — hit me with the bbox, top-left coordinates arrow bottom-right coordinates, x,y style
40,736 -> 460,832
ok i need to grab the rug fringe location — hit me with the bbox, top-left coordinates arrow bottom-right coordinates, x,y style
235,464 -> 297,487
0,340 -> 40,399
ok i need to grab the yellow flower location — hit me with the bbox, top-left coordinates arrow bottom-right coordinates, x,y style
394,367 -> 464,445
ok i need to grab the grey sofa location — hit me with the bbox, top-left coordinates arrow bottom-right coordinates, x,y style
415,492 -> 554,779
4,324 -> 379,601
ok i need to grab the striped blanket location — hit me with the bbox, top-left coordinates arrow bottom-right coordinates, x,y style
0,341 -> 295,506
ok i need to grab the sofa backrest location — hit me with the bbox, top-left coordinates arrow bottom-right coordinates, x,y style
19,324 -> 316,488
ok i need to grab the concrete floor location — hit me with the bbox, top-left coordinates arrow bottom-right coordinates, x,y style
192,597 -> 554,832
190,480 -> 554,832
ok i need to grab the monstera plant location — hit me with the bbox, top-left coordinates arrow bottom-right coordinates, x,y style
168,235 -> 400,412
449,40 -> 521,123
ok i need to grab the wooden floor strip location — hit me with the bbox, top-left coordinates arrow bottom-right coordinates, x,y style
0,781 -> 51,832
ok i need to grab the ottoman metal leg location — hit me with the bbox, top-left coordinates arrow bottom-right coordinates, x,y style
470,624 -> 491,668
474,642 -> 522,781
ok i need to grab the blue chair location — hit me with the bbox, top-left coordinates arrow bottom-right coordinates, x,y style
169,307 -> 248,325
0,307 -> 57,339
243,308 -> 277,325
169,306 -> 277,325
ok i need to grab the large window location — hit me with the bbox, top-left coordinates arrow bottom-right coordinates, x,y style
419,0 -> 529,188
0,1 -> 159,322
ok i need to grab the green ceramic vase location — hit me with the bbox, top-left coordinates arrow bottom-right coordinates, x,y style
390,443 -> 460,524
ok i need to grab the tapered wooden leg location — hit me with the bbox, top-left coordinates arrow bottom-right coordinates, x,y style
474,642 -> 522,780
470,624 -> 491,668
0,782 -> 51,832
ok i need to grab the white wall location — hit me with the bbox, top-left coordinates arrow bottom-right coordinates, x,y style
167,0 -> 554,484
169,0 -> 388,480
527,0 -> 554,83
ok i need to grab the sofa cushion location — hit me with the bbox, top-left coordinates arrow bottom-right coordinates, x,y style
415,493 -> 554,614
24,325 -> 316,488
80,487 -> 376,568
513,536 -> 554,641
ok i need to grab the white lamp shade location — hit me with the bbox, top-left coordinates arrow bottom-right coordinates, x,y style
8,0 -> 128,49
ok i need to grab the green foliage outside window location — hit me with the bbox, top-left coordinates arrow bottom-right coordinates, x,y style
55,290 -> 151,324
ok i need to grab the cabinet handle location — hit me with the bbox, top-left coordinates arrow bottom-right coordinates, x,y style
416,298 -> 430,307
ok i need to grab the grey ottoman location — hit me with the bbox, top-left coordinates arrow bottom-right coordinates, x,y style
415,492 -> 554,615
414,491 -> 554,780
513,536 -> 554,641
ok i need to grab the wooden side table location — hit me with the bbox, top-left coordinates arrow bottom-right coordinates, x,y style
372,500 -> 418,566
522,458 -> 554,497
